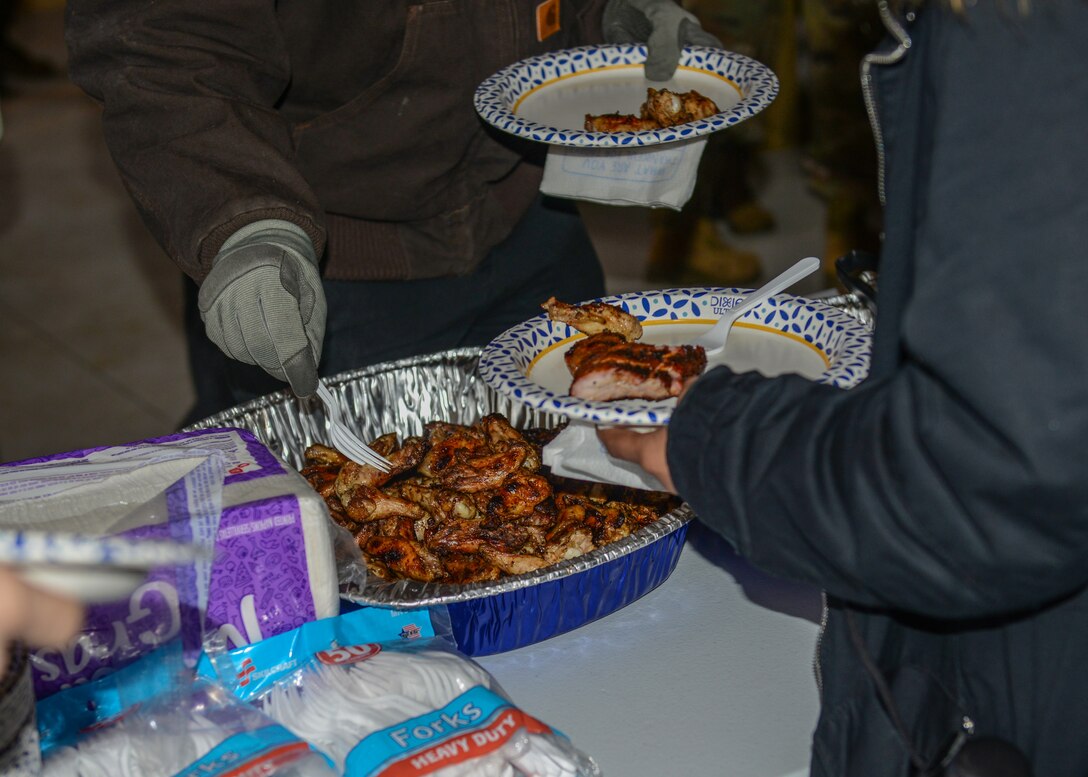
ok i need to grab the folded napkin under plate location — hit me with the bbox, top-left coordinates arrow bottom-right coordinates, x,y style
543,421 -> 665,492
540,138 -> 706,210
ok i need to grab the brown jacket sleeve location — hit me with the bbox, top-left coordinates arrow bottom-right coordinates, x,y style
65,0 -> 326,281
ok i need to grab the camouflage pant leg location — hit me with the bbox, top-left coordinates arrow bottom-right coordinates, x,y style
801,0 -> 883,187
678,0 -> 787,217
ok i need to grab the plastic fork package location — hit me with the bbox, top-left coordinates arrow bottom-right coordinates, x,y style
201,606 -> 602,777
36,642 -> 335,777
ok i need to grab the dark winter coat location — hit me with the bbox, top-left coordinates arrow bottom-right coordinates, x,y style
64,0 -> 604,283
668,1 -> 1088,774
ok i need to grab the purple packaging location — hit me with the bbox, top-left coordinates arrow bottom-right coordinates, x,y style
207,496 -> 317,648
0,428 -> 349,699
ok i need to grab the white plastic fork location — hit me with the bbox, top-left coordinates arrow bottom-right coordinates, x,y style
691,255 -> 822,357
314,381 -> 393,472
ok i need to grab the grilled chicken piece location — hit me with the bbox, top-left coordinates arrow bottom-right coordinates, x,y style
304,443 -> 349,468
543,519 -> 597,564
556,493 -> 658,547
333,459 -> 391,500
542,296 -> 643,341
479,414 -> 542,470
424,420 -> 487,446
331,434 -> 426,496
425,518 -> 488,555
583,112 -> 659,132
475,470 -> 553,521
519,424 -> 566,448
441,554 -> 503,584
584,88 -> 719,133
389,482 -> 477,523
384,435 -> 427,472
417,427 -> 488,479
478,413 -> 524,446
342,484 -> 427,523
564,332 -> 707,401
301,464 -> 338,500
516,500 -> 561,530
433,446 -> 528,493
363,534 -> 445,582
478,546 -> 551,576
641,88 -> 719,127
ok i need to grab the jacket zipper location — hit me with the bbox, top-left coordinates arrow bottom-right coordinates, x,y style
812,0 -> 913,707
861,0 -> 913,206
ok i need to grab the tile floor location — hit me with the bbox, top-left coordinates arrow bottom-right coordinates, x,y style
0,8 -> 829,464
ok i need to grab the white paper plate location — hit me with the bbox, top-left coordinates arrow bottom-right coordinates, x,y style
0,531 -> 209,603
478,288 -> 872,426
474,45 -> 778,148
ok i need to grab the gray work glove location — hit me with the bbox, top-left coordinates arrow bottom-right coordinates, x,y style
198,219 -> 326,397
603,0 -> 722,81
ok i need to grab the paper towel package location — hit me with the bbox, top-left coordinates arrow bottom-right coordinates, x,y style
0,428 -> 348,698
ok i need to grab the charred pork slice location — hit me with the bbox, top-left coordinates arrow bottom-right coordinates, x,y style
565,332 -> 707,401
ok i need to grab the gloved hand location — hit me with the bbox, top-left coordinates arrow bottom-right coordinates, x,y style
603,0 -> 722,81
198,219 -> 326,397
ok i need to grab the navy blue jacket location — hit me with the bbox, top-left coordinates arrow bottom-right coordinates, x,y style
668,1 -> 1088,773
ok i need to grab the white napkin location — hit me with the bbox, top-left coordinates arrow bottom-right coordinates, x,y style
539,138 -> 707,210
543,421 -> 665,492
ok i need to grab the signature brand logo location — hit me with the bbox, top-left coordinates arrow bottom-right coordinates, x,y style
709,295 -> 742,316
236,657 -> 256,687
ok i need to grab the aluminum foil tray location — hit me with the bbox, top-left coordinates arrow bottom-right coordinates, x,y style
185,348 -> 694,656
823,292 -> 872,327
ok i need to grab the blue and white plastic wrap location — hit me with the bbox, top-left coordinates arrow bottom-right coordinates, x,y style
201,607 -> 599,776
37,642 -> 335,777
186,349 -> 694,656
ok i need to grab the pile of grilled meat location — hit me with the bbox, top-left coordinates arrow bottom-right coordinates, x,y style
301,414 -> 677,584
543,297 -> 707,401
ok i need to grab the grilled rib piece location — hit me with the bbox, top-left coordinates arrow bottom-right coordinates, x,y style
542,296 -> 643,341
565,332 -> 707,401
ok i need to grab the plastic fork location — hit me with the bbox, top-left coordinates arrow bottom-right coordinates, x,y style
314,381 -> 393,472
691,255 -> 822,357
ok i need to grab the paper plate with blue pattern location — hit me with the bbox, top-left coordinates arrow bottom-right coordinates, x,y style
479,288 -> 872,426
474,44 -> 778,148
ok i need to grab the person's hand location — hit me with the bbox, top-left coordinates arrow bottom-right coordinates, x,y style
598,425 -> 676,493
596,375 -> 698,493
198,220 -> 326,397
602,0 -> 722,81
0,566 -> 84,678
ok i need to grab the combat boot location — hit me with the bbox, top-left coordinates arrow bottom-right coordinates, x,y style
644,208 -> 698,285
682,218 -> 761,287
725,201 -> 777,236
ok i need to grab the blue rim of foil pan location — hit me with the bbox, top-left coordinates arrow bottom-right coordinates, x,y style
185,348 -> 694,656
